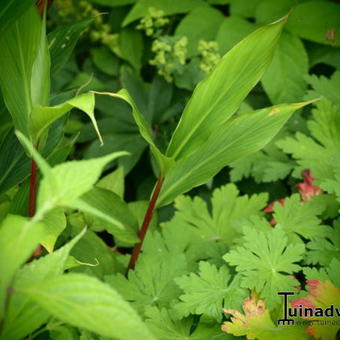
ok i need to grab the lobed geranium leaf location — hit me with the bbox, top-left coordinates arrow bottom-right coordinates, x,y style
174,262 -> 247,321
223,226 -> 304,309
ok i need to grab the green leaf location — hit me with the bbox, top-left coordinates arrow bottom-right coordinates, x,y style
92,90 -> 174,174
166,16 -> 287,159
96,166 -> 125,197
30,92 -> 102,143
262,31 -> 308,104
80,187 -> 139,243
158,101 -> 313,206
229,0 -> 262,18
0,5 -> 41,136
0,0 -> 36,32
0,214 -> 44,319
91,47 -> 119,76
0,130 -> 30,194
223,226 -> 304,309
306,218 -> 340,266
307,71 -> 340,109
277,99 -> 340,181
216,15 -> 255,55
286,1 -> 340,46
37,152 -> 128,212
273,194 -> 326,244
49,19 -> 93,74
255,0 -> 296,24
19,273 -> 156,340
174,262 -> 247,321
145,307 -> 228,340
119,28 -> 143,69
89,0 -> 136,6
0,230 -> 85,340
30,7 -> 50,107
175,6 -> 224,57
69,230 -> 118,279
40,208 -> 67,253
123,0 -> 206,26
167,184 -> 267,247
106,250 -> 187,314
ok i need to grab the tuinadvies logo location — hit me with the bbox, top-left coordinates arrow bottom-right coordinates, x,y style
277,291 -> 340,326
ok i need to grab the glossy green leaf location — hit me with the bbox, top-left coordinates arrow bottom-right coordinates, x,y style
49,19 -> 93,74
158,101 -> 316,206
96,166 -> 125,197
1,230 -> 85,340
123,0 -> 206,26
19,273 -> 156,340
119,28 -> 143,69
216,16 -> 255,55
286,1 -> 340,46
93,90 -> 174,174
91,47 -> 119,76
262,31 -> 308,104
40,208 -> 67,253
0,6 -> 41,136
80,187 -> 139,243
37,153 -> 128,212
0,0 -> 36,32
30,92 -> 102,143
30,7 -> 50,107
0,130 -> 30,195
166,16 -> 287,160
175,6 -> 224,57
0,214 -> 44,319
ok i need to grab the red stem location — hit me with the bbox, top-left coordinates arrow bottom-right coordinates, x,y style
126,176 -> 164,273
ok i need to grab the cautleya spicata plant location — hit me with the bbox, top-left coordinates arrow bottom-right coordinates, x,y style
0,2 -> 319,340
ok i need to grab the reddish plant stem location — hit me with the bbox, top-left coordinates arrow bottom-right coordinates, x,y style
126,176 -> 164,274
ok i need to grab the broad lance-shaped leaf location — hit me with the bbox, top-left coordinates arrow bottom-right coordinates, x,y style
30,92 -> 102,143
48,18 -> 93,74
0,0 -> 36,33
18,273 -> 157,340
158,100 -> 317,206
0,5 -> 41,136
16,132 -> 128,223
166,15 -> 287,160
0,229 -> 86,340
30,4 -> 50,108
92,90 -> 174,174
0,214 -> 44,320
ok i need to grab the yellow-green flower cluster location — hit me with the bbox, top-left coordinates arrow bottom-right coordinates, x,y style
137,7 -> 170,37
198,40 -> 221,74
150,36 -> 188,82
54,0 -> 120,54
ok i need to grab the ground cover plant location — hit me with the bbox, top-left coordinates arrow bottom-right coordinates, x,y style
0,0 -> 340,339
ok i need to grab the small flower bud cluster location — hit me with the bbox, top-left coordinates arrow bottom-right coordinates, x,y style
54,0 -> 120,54
137,7 -> 170,37
198,40 -> 221,74
150,36 -> 188,82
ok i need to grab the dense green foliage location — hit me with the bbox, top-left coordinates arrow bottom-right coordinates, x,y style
0,0 -> 340,339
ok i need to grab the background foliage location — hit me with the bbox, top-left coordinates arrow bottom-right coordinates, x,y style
0,0 -> 340,339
